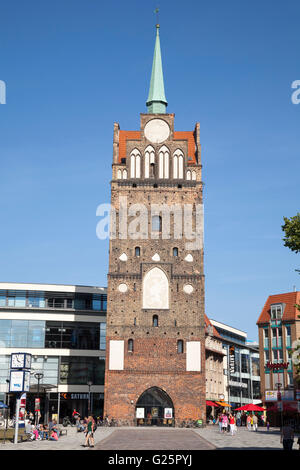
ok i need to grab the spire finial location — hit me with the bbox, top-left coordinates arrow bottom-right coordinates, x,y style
146,14 -> 168,114
154,7 -> 159,26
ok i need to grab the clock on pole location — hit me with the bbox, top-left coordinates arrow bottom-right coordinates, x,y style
10,352 -> 32,370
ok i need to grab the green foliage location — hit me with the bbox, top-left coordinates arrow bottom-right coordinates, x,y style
282,213 -> 300,253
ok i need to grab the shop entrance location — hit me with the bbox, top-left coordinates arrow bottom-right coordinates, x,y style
135,387 -> 174,427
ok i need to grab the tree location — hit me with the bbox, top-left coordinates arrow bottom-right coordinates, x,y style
282,213 -> 300,382
282,213 -> 300,253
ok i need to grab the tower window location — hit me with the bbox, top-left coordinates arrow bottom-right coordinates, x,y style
158,145 -> 169,179
153,315 -> 158,327
128,339 -> 134,352
173,247 -> 178,257
152,215 -> 162,232
173,149 -> 184,179
135,247 -> 140,257
130,149 -> 141,178
177,340 -> 184,354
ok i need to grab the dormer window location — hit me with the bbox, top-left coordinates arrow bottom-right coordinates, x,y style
270,304 -> 282,320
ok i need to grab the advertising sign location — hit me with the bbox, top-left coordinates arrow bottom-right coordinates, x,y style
229,346 -> 235,374
265,391 -> 277,401
164,408 -> 173,419
9,370 -> 30,393
35,398 -> 40,412
136,408 -> 144,419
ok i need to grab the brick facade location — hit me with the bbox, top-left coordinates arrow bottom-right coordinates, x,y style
104,113 -> 206,425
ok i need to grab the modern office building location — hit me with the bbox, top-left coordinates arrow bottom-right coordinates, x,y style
210,319 -> 261,408
0,282 -> 107,421
257,291 -> 300,425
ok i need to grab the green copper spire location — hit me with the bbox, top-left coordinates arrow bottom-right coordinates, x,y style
146,24 -> 168,114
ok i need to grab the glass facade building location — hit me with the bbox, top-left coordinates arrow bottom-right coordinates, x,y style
0,283 -> 107,422
210,319 -> 261,408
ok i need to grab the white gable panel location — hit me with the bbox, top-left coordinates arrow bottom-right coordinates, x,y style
109,340 -> 124,370
186,341 -> 201,371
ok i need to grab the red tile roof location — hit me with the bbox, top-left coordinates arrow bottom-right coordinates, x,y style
257,291 -> 300,324
117,130 -> 197,164
118,131 -> 141,162
204,314 -> 221,339
173,131 -> 197,164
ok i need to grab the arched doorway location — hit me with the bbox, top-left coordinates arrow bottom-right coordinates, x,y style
135,387 -> 174,427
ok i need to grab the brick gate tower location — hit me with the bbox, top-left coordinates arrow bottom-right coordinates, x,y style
103,24 -> 206,426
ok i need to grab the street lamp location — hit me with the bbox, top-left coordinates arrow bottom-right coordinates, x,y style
87,381 -> 92,416
34,372 -> 44,425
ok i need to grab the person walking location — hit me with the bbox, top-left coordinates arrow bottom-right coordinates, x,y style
218,414 -> 223,433
280,423 -> 294,450
236,411 -> 241,427
221,413 -> 228,434
252,414 -> 258,432
83,415 -> 95,448
229,414 -> 236,436
246,414 -> 252,431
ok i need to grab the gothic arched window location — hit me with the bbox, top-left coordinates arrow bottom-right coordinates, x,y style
130,149 -> 141,178
173,149 -> 184,179
145,145 -> 155,179
158,145 -> 169,179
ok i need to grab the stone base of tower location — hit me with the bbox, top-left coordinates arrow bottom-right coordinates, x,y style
104,372 -> 206,427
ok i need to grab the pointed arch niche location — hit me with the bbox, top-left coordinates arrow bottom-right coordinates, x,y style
130,148 -> 141,178
143,267 -> 169,309
144,145 -> 155,179
158,145 -> 169,179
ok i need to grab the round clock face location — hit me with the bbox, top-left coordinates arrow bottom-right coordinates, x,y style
12,353 -> 24,368
144,119 -> 170,144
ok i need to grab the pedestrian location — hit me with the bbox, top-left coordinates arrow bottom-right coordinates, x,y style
280,423 -> 294,450
83,415 -> 95,448
221,413 -> 228,434
267,421 -> 270,431
246,414 -> 251,431
229,414 -> 236,436
218,414 -> 223,433
252,414 -> 258,432
236,411 -> 241,427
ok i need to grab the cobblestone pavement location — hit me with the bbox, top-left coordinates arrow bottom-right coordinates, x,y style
0,426 -> 115,450
95,428 -> 215,450
0,425 -> 299,451
194,425 -> 300,450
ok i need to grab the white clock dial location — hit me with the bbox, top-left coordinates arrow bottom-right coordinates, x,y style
144,119 -> 170,144
12,354 -> 24,368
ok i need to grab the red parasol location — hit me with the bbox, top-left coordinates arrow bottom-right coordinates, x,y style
234,404 -> 265,412
206,401 -> 218,407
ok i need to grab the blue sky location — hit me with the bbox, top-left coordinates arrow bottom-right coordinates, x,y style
0,0 -> 299,340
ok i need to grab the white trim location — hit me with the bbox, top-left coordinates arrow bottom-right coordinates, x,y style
0,312 -> 106,322
210,319 -> 247,338
0,348 -> 106,357
0,283 -> 106,294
